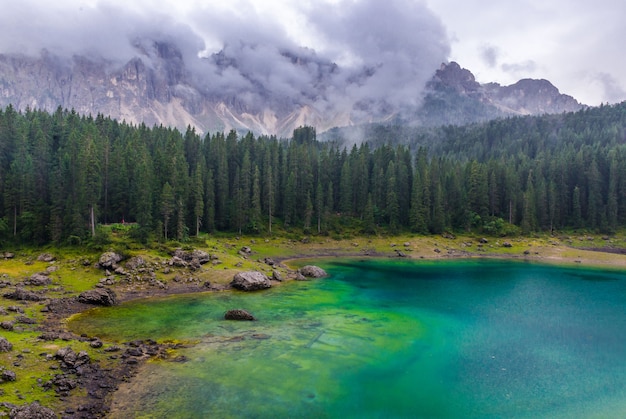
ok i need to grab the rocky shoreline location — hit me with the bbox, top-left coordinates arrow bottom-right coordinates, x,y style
2,236 -> 626,417
41,294 -> 195,419
0,246 -> 329,418
2,282 -> 216,418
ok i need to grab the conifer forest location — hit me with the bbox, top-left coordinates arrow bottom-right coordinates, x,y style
1,102 -> 626,245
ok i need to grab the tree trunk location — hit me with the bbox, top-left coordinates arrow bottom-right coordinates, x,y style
268,199 -> 272,234
90,205 -> 96,237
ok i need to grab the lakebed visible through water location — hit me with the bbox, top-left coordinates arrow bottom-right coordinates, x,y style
69,258 -> 626,418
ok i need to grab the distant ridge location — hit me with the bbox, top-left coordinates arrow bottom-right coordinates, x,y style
0,44 -> 583,136
414,62 -> 583,127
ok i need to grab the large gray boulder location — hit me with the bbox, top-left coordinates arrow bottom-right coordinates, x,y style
173,249 -> 212,264
299,265 -> 328,278
230,271 -> 271,291
98,252 -> 123,268
77,288 -> 118,306
190,250 -> 211,264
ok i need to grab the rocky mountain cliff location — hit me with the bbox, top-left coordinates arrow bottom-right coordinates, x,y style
0,43 -> 582,137
414,62 -> 583,127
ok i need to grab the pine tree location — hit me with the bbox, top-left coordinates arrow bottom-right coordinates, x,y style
192,164 -> 204,236
161,182 -> 175,240
363,194 -> 376,235
204,169 -> 216,233
249,165 -> 262,233
572,186 -> 582,228
339,160 -> 352,215
386,161 -> 399,231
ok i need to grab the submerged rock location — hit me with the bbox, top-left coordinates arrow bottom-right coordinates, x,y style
77,288 -> 118,306
230,271 -> 271,291
299,265 -> 328,278
224,309 -> 256,321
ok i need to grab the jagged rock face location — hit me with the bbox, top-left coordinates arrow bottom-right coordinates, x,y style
489,78 -> 582,115
0,43 -> 343,137
429,62 -> 582,116
432,62 -> 482,95
0,41 -> 583,136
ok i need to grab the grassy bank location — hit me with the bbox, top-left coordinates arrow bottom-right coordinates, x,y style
2,231 -> 626,415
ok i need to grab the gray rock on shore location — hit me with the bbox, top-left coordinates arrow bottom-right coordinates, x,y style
230,271 -> 271,291
125,256 -> 146,270
77,288 -> 118,306
98,252 -> 123,269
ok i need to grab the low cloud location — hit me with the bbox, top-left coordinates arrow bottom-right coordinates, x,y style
0,0 -> 451,118
480,45 -> 500,68
501,60 -> 538,77
593,73 -> 626,104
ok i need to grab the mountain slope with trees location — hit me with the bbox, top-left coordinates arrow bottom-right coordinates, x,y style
1,102 -> 625,246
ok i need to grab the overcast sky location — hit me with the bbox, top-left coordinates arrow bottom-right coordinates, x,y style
0,0 -> 624,106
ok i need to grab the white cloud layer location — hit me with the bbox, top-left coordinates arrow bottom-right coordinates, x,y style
0,0 -> 624,106
0,0 -> 450,114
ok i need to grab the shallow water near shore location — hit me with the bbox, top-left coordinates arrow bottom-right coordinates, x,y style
69,259 -> 626,418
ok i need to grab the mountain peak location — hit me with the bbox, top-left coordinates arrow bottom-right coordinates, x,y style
433,61 -> 481,94
0,49 -> 584,136
426,61 -> 583,118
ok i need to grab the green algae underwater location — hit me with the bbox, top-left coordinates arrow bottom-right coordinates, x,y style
69,258 -> 626,418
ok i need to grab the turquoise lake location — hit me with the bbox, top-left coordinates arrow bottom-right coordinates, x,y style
68,258 -> 626,418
